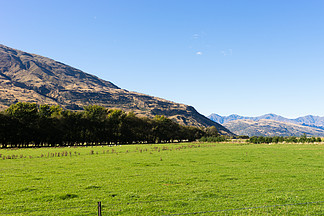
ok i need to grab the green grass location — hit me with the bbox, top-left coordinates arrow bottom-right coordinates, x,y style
0,143 -> 323,215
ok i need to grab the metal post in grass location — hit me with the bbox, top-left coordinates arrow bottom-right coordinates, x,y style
98,201 -> 102,216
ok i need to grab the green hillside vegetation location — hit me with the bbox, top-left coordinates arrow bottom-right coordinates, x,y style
0,102 -> 209,148
0,143 -> 323,215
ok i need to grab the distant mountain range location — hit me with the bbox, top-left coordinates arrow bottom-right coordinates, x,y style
0,44 -> 233,136
209,113 -> 324,127
208,113 -> 324,137
224,119 -> 324,137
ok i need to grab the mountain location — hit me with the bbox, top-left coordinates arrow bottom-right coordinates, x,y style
224,119 -> 324,137
208,113 -> 324,137
295,115 -> 324,127
208,113 -> 324,127
0,44 -> 233,136
208,114 -> 247,124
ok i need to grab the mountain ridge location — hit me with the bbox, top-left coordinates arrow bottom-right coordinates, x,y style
0,44 -> 233,136
208,113 -> 324,127
224,119 -> 324,137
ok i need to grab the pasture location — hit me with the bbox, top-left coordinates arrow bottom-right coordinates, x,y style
0,142 -> 323,215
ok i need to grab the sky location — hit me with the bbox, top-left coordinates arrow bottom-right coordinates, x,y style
1,0 -> 323,118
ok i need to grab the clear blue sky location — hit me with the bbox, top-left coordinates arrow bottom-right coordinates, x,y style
1,0 -> 323,118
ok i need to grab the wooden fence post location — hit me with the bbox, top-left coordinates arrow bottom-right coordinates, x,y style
98,201 -> 102,216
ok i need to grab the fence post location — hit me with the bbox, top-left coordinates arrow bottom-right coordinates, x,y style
98,201 -> 102,216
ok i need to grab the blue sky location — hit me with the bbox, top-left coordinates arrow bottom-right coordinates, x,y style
1,0 -> 323,118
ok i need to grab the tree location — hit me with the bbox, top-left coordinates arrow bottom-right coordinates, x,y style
152,115 -> 179,143
5,102 -> 39,147
38,104 -> 63,118
205,126 -> 219,137
0,102 -> 208,147
107,109 -> 126,144
299,133 -> 307,143
83,105 -> 108,144
6,102 -> 38,123
61,110 -> 84,145
0,113 -> 20,148
83,105 -> 108,120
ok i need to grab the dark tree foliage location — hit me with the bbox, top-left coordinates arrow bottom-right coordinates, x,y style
237,135 -> 249,139
0,102 -> 206,148
199,136 -> 229,142
247,135 -> 322,144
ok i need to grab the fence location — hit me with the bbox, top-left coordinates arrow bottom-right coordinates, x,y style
1,199 -> 323,215
1,187 -> 323,215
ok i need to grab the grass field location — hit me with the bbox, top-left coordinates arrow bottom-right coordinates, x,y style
0,142 -> 323,215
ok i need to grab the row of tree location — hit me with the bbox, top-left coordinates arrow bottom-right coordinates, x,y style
248,135 -> 322,144
0,102 -> 211,148
199,136 -> 229,142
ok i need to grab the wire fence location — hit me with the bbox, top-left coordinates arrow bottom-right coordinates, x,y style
1,200 -> 323,215
1,202 -> 321,215
1,188 -> 323,215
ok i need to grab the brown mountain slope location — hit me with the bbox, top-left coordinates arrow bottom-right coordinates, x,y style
0,44 -> 233,135
224,119 -> 324,137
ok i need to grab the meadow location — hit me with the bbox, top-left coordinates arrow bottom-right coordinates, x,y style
0,142 -> 323,215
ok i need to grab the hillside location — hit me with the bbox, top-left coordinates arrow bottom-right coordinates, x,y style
0,44 -> 233,135
224,119 -> 324,137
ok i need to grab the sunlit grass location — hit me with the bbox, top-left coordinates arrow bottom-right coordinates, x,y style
0,143 -> 323,215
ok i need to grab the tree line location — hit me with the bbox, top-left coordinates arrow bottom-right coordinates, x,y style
248,135 -> 322,144
0,102 -> 211,148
